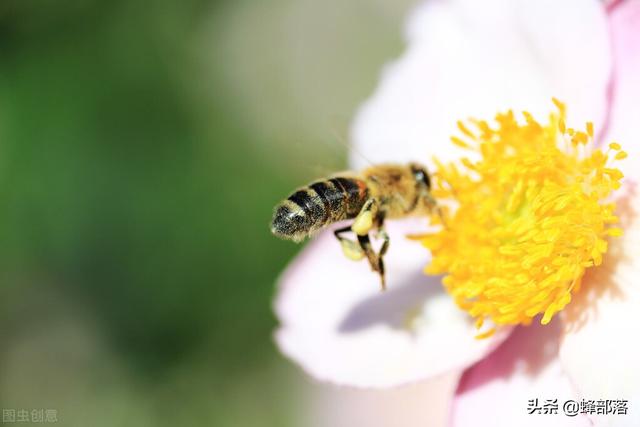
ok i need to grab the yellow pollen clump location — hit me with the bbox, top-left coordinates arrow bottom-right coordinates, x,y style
421,100 -> 624,332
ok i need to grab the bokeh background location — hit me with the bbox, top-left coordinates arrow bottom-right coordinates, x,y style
0,0 -> 418,425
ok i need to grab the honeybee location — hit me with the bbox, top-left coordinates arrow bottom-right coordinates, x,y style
270,163 -> 437,289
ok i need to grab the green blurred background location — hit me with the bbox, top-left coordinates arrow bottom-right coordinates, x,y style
0,1 -> 414,425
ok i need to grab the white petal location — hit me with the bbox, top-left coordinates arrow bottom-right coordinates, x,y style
453,320 -> 590,427
600,0 -> 640,182
350,0 -> 611,170
274,218 -> 511,388
305,371 -> 460,427
559,187 -> 640,427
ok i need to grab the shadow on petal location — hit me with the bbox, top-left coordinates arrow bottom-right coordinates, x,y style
452,320 -> 589,427
338,272 -> 445,333
458,320 -> 563,395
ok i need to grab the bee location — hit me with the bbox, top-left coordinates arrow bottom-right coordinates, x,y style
270,163 -> 437,289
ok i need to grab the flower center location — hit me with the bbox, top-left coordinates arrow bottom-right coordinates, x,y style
419,100 -> 624,334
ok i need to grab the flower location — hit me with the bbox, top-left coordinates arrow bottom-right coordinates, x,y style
420,102 -> 624,331
274,0 -> 640,426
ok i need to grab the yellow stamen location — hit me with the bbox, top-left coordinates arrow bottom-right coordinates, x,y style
451,136 -> 471,149
474,328 -> 496,340
422,101 -> 624,332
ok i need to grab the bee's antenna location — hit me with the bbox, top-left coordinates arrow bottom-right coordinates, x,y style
327,117 -> 415,208
328,116 -> 376,168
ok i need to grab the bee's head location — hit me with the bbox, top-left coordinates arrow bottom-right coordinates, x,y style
409,163 -> 431,190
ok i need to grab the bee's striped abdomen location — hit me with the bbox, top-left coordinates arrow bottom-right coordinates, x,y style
271,177 -> 368,241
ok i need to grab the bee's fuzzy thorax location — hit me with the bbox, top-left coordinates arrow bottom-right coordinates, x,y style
361,164 -> 428,218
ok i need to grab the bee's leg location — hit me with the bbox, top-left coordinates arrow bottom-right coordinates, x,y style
357,233 -> 386,291
423,191 -> 446,227
334,225 -> 365,261
424,190 -> 437,209
377,228 -> 390,260
352,198 -> 379,236
373,218 -> 390,290
375,214 -> 390,258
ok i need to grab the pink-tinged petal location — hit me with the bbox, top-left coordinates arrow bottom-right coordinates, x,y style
350,0 -> 611,170
274,218 -> 511,388
452,320 -> 590,427
601,0 -> 640,182
305,371 -> 460,427
559,187 -> 640,427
